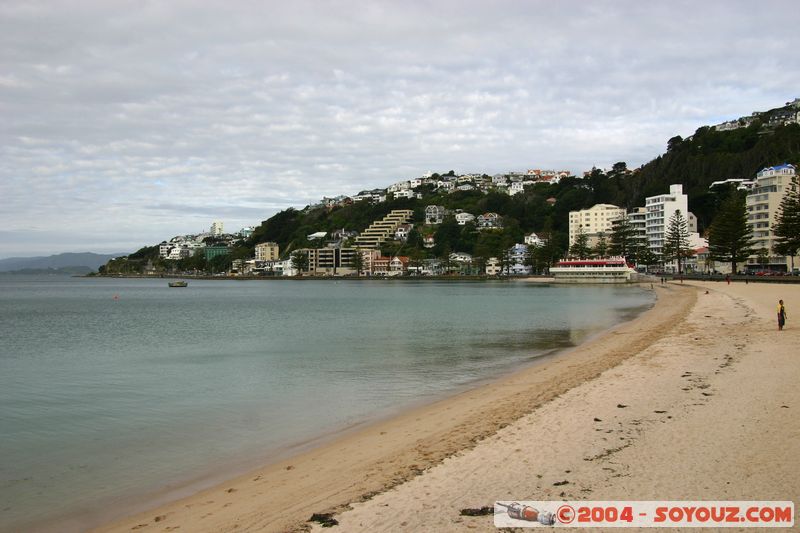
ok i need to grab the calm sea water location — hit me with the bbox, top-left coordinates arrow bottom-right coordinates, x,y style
0,276 -> 653,532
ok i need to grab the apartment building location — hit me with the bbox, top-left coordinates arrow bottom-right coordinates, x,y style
627,207 -> 648,250
644,184 -> 689,257
210,220 -> 224,236
299,247 -> 358,275
746,163 -> 797,271
255,242 -> 279,261
568,204 -> 626,246
352,210 -> 414,248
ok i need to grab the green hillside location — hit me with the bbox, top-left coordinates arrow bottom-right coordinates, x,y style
249,124 -> 800,256
102,118 -> 800,275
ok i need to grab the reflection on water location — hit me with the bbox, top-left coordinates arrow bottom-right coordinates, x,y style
0,277 -> 653,532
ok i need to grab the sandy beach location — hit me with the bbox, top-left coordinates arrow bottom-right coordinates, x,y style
95,280 -> 798,533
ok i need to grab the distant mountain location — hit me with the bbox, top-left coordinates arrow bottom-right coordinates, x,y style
0,266 -> 94,276
0,252 -> 126,272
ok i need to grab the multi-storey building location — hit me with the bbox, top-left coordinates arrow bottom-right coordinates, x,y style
298,247 -> 358,275
746,163 -> 797,271
568,204 -> 626,246
205,245 -> 230,261
627,207 -> 648,252
353,210 -> 414,248
644,184 -> 689,257
210,221 -> 224,236
255,242 -> 279,262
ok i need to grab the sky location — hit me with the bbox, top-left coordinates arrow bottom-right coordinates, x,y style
2,0 -> 799,258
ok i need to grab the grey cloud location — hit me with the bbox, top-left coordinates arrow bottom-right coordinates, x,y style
2,0 -> 799,257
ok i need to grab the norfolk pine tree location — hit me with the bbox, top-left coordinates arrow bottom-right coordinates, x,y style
569,227 -> 591,259
661,211 -> 693,274
290,250 -> 309,275
609,214 -> 638,260
593,232 -> 609,258
707,193 -> 753,275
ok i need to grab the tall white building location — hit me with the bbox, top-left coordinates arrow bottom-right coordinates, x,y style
645,184 -> 689,257
746,163 -> 797,271
568,204 -> 626,246
628,207 -> 648,246
210,220 -> 224,236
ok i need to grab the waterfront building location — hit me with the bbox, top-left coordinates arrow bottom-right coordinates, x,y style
568,204 -> 626,246
644,184 -> 689,258
505,243 -> 530,275
485,257 -> 502,275
255,242 -> 279,261
549,257 -> 636,283
745,163 -> 797,271
365,254 -> 409,276
204,245 -> 230,261
625,207 -> 648,254
389,256 -> 410,275
298,247 -> 358,276
449,252 -> 473,264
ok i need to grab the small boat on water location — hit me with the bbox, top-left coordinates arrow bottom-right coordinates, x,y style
168,281 -> 188,288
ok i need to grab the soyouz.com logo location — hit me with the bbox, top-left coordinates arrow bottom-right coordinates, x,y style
493,501 -> 794,528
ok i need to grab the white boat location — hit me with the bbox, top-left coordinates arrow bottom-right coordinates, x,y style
548,257 -> 636,283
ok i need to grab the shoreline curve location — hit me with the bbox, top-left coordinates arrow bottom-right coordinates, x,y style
91,283 -> 694,533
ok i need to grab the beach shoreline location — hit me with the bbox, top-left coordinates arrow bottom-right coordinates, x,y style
92,283 -> 694,533
313,280 -> 800,532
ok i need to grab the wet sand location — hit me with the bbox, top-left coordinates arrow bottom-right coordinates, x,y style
95,282 -> 703,533
309,281 -> 800,532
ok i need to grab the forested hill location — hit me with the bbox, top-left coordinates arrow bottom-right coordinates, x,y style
104,120 -> 800,274
635,123 -> 800,229
250,123 -> 800,251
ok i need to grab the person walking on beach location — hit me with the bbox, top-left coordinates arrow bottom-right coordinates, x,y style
777,300 -> 787,331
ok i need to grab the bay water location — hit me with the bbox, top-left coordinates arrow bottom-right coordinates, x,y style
0,276 -> 653,531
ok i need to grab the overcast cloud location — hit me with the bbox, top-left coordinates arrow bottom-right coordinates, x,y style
1,0 -> 798,257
